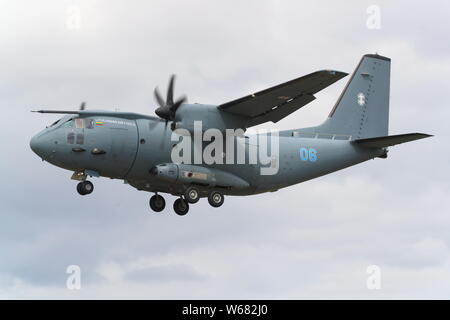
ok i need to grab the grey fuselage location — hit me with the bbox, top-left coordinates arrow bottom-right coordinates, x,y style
30,104 -> 384,197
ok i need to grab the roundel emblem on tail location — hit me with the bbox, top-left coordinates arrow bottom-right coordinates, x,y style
357,92 -> 366,106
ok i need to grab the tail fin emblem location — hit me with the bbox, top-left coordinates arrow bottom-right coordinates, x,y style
357,93 -> 366,106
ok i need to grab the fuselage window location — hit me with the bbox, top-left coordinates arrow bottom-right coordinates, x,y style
67,132 -> 75,144
76,133 -> 84,145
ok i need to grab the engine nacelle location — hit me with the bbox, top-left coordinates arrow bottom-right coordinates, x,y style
150,163 -> 249,189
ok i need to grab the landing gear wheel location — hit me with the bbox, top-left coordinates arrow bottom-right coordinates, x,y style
77,182 -> 84,195
184,187 -> 200,204
173,198 -> 189,216
208,191 -> 224,208
149,194 -> 166,212
77,181 -> 94,195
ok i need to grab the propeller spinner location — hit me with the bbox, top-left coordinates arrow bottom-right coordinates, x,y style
154,75 -> 186,122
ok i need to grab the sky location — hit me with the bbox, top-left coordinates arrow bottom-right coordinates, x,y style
0,0 -> 449,299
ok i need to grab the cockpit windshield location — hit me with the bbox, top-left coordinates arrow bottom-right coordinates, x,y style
48,115 -> 75,129
49,119 -> 60,127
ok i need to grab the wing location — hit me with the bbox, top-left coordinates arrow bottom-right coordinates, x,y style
218,70 -> 348,126
31,110 -> 160,121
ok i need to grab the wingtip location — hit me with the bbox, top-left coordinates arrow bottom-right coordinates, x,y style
322,70 -> 349,78
404,133 -> 433,139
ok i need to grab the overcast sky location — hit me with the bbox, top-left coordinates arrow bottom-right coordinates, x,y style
0,0 -> 449,299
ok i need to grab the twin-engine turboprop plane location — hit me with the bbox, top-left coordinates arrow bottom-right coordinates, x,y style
30,54 -> 431,215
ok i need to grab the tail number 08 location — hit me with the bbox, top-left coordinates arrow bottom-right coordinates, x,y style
299,148 -> 317,162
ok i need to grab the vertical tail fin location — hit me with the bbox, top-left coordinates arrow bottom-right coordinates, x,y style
313,54 -> 391,139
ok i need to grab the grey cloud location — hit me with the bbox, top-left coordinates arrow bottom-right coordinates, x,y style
124,264 -> 206,283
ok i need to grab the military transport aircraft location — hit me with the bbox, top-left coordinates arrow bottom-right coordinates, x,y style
30,54 -> 431,215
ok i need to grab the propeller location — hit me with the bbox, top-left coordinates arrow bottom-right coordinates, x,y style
154,75 -> 186,122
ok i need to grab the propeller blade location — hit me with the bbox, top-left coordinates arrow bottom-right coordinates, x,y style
154,87 -> 166,108
171,96 -> 186,113
166,75 -> 175,106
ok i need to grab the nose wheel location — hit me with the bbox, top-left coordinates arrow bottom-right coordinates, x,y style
149,194 -> 166,212
77,181 -> 94,195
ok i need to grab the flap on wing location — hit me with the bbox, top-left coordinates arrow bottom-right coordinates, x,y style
218,70 -> 348,123
246,94 -> 316,127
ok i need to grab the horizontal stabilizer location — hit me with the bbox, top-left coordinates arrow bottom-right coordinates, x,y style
354,133 -> 432,148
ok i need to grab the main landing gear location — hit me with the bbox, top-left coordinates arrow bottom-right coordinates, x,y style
77,180 -> 94,195
149,194 -> 166,212
208,191 -> 224,208
148,194 -> 189,215
173,198 -> 189,216
148,189 -> 225,215
184,187 -> 200,204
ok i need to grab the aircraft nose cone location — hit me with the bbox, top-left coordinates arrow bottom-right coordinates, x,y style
30,134 -> 46,158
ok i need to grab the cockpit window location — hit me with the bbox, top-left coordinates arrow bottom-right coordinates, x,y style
85,119 -> 94,129
67,132 -> 75,144
73,118 -> 95,129
61,119 -> 74,128
75,118 -> 84,129
48,115 -> 74,129
76,133 -> 84,144
50,119 -> 60,127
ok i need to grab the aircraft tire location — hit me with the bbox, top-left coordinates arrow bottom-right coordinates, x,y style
77,181 -> 94,195
208,191 -> 224,208
149,194 -> 166,212
173,198 -> 189,216
77,182 -> 85,195
184,187 -> 200,204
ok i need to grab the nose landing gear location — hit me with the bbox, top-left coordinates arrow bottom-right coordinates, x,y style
77,180 -> 94,195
